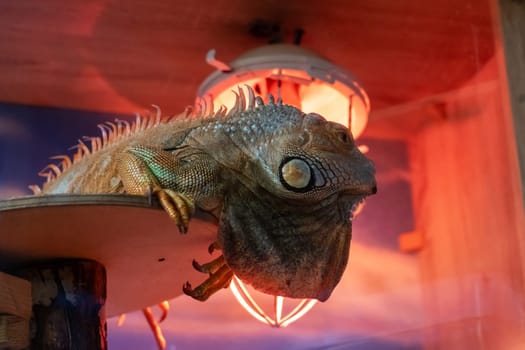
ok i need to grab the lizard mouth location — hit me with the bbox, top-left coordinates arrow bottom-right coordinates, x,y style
348,197 -> 366,221
342,177 -> 376,222
342,188 -> 374,221
347,184 -> 377,196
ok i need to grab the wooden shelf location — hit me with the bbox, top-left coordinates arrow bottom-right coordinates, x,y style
0,194 -> 218,317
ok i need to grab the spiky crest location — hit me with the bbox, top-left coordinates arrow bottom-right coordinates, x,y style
30,86 -> 275,194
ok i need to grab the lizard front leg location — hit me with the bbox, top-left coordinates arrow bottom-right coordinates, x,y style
116,145 -> 196,233
183,244 -> 234,301
183,259 -> 233,301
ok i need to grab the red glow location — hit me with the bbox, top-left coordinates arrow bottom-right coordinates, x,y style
208,78 -> 368,138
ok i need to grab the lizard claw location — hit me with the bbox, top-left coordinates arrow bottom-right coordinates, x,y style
208,241 -> 220,255
182,262 -> 233,302
191,255 -> 225,274
155,189 -> 195,233
192,259 -> 206,273
182,281 -> 193,295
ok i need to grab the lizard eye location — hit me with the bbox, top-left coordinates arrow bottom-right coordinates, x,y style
279,157 -> 315,192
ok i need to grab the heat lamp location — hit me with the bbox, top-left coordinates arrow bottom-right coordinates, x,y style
198,44 -> 370,137
197,43 -> 370,327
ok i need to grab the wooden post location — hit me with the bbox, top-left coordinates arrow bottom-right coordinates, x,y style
496,0 -> 525,203
16,260 -> 107,350
0,272 -> 31,349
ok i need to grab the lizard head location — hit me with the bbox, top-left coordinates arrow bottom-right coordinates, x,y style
218,107 -> 376,302
278,112 -> 376,200
248,111 -> 376,204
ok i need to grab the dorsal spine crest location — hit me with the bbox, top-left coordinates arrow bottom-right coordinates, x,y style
31,86 -> 275,194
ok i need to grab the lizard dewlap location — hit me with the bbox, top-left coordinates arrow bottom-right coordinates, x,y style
34,87 -> 377,302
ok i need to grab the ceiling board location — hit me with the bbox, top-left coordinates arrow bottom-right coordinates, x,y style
0,0 -> 494,137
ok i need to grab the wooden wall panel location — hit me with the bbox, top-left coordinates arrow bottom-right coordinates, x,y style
0,0 -> 494,131
409,55 -> 525,348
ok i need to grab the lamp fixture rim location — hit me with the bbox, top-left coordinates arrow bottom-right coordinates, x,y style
197,44 -> 370,114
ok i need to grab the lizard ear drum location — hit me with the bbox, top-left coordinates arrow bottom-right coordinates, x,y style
279,157 -> 315,192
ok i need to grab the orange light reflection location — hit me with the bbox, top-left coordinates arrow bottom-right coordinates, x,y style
210,79 -> 368,138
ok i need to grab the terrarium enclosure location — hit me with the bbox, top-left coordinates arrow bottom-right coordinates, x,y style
0,0 -> 524,349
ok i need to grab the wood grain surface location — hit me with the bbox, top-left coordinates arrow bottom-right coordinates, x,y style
0,0 -> 494,139
0,195 -> 218,317
408,56 -> 525,349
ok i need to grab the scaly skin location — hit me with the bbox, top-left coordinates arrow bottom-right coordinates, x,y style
39,88 -> 376,302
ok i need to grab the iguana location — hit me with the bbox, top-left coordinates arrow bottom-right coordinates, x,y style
32,87 -> 376,303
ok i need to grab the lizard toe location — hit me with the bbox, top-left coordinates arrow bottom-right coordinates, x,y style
155,189 -> 195,233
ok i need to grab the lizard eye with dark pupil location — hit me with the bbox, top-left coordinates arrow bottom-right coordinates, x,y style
279,157 -> 315,193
